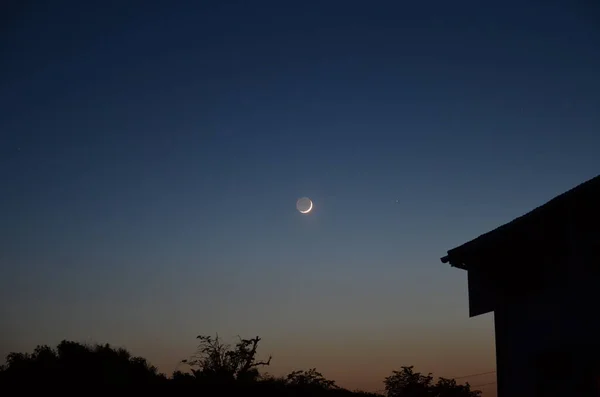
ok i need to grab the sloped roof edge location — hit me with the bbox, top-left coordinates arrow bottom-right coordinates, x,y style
441,174 -> 600,269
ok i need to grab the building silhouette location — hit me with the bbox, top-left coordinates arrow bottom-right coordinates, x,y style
441,174 -> 600,397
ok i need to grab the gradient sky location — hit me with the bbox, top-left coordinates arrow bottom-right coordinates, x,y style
1,1 -> 599,394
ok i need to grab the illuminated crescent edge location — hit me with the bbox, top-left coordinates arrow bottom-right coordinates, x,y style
300,200 -> 313,213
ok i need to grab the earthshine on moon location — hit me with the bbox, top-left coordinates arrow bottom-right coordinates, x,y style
296,197 -> 313,214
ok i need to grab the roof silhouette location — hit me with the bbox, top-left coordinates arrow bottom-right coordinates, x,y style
441,174 -> 600,270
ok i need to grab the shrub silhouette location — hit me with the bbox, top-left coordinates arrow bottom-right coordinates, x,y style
286,368 -> 339,390
384,366 -> 481,397
180,334 -> 271,384
0,340 -> 164,388
1,336 -> 484,396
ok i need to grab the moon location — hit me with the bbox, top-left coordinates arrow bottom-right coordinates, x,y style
296,197 -> 313,214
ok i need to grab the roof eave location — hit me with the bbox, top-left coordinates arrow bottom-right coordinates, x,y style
440,254 -> 468,270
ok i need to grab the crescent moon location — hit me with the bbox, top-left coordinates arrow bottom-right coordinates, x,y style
300,200 -> 313,214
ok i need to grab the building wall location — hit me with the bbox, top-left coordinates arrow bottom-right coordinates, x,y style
493,225 -> 600,397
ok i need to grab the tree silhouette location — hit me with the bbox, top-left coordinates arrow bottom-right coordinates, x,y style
181,334 -> 271,383
1,336 -> 486,396
433,377 -> 482,397
384,366 -> 481,397
286,368 -> 339,390
0,340 -> 165,387
385,366 -> 434,397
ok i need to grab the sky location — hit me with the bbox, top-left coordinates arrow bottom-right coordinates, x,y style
1,0 -> 599,394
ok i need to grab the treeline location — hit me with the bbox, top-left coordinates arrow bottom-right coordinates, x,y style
0,334 -> 481,396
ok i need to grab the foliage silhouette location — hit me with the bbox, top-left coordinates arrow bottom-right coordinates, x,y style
1,336 -> 484,396
286,368 -> 339,390
0,340 -> 165,388
181,334 -> 271,384
384,366 -> 481,397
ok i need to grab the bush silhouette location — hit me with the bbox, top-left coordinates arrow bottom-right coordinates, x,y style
286,368 -> 339,390
0,340 -> 165,388
384,366 -> 481,397
180,334 -> 271,384
1,336 -> 484,396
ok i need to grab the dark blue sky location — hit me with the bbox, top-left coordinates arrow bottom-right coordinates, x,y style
1,1 -> 599,393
